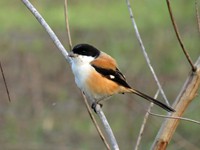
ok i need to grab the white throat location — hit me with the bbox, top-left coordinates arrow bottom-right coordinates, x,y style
70,55 -> 94,90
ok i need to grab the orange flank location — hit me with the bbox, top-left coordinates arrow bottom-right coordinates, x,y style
86,69 -> 131,99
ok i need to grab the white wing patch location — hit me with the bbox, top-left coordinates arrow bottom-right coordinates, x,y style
109,75 -> 115,79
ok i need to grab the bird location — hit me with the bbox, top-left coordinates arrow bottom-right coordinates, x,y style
69,43 -> 175,112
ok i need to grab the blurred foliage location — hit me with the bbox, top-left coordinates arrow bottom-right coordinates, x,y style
0,0 -> 200,150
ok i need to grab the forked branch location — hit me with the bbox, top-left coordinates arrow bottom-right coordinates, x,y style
125,0 -> 170,105
166,0 -> 196,71
151,56 -> 200,150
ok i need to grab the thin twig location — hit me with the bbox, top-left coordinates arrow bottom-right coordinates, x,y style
94,104 -> 120,150
64,0 -> 73,50
134,90 -> 159,150
125,0 -> 170,106
0,61 -> 11,102
148,111 -> 200,125
195,0 -> 200,33
166,0 -> 196,71
81,93 -> 111,150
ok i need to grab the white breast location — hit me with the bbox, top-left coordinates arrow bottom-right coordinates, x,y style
71,62 -> 92,90
70,55 -> 95,103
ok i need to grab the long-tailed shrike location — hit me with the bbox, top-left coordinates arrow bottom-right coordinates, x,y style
69,43 -> 175,112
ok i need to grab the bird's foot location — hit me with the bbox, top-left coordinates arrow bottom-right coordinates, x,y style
91,102 -> 103,113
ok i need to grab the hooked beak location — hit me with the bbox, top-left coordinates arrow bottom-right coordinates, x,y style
68,52 -> 78,58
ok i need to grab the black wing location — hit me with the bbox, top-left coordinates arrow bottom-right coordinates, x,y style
92,65 -> 131,89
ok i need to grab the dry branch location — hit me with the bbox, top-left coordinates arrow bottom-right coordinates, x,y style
22,0 -> 70,63
166,0 -> 196,71
0,61 -> 11,102
64,0 -> 73,50
195,0 -> 200,33
149,111 -> 200,125
126,0 -> 170,105
151,56 -> 200,150
94,104 -> 119,150
81,93 -> 111,150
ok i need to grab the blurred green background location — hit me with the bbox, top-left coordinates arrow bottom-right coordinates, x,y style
0,0 -> 200,150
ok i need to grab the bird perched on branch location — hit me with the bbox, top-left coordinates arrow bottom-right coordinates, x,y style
69,43 -> 175,112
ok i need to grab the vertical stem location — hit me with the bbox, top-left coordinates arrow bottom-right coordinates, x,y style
126,0 -> 170,105
64,0 -> 73,50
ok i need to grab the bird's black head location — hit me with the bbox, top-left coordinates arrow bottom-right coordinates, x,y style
72,44 -> 100,58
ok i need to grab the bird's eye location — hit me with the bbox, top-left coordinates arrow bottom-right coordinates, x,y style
82,50 -> 86,54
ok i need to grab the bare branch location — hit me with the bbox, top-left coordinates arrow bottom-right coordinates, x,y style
151,56 -> 200,150
22,0 -> 71,63
134,90 -> 159,150
94,104 -> 120,150
166,0 -> 196,71
195,0 -> 200,33
81,93 -> 111,150
148,111 -> 200,125
64,0 -> 73,50
125,0 -> 170,105
0,61 -> 11,102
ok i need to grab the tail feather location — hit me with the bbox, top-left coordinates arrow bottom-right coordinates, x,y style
131,89 -> 175,112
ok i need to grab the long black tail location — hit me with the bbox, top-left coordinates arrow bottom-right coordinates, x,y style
131,89 -> 175,112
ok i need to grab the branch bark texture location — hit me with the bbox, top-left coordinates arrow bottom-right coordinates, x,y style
151,56 -> 200,150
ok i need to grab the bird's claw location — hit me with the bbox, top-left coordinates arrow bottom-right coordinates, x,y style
91,102 -> 103,113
